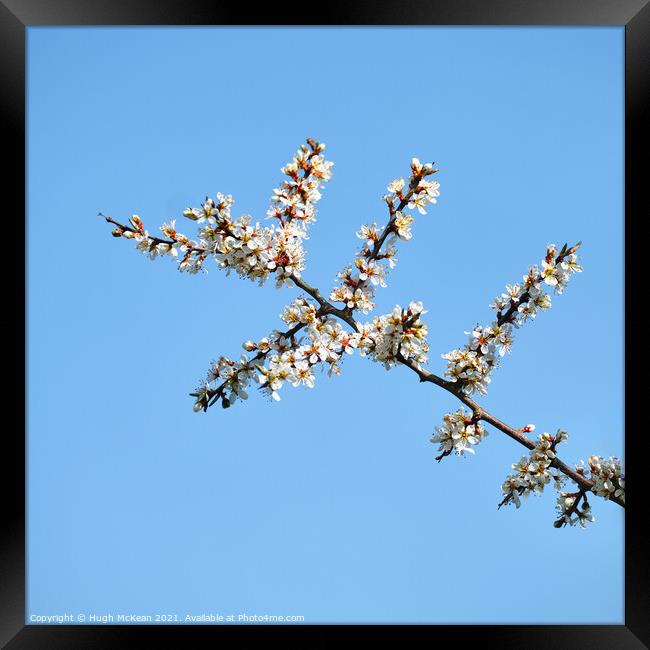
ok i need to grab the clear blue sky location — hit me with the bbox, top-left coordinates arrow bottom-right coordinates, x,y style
27,27 -> 624,624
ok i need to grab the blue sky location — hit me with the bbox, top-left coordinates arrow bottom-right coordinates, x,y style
27,27 -> 624,624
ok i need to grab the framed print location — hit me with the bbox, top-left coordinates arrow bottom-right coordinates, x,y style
4,0 -> 648,646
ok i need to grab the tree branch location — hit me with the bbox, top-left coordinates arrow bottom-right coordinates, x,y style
103,141 -> 623,514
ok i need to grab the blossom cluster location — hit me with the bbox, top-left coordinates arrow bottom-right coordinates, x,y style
255,316 -> 360,401
500,429 -> 568,509
441,322 -> 514,396
430,408 -> 488,459
497,428 -> 624,528
195,353 -> 257,410
191,307 -> 362,411
357,301 -> 429,369
553,455 -> 624,528
583,455 -> 625,503
554,492 -> 595,528
280,297 -> 319,326
106,139 -> 333,285
329,159 -> 439,314
442,242 -> 582,396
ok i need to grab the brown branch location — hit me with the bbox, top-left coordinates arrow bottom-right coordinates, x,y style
289,274 -> 358,330
101,214 -> 210,254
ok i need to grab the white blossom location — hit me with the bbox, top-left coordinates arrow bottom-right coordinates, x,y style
358,302 -> 429,369
387,178 -> 405,195
554,492 -> 595,528
431,409 -> 488,458
586,455 -> 625,503
280,297 -> 318,325
500,431 -> 568,509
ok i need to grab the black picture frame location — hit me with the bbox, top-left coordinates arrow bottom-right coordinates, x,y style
4,1 -> 647,646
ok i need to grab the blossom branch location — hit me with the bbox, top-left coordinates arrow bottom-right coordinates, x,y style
103,138 -> 624,527
193,320 -> 308,411
329,159 -> 439,314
